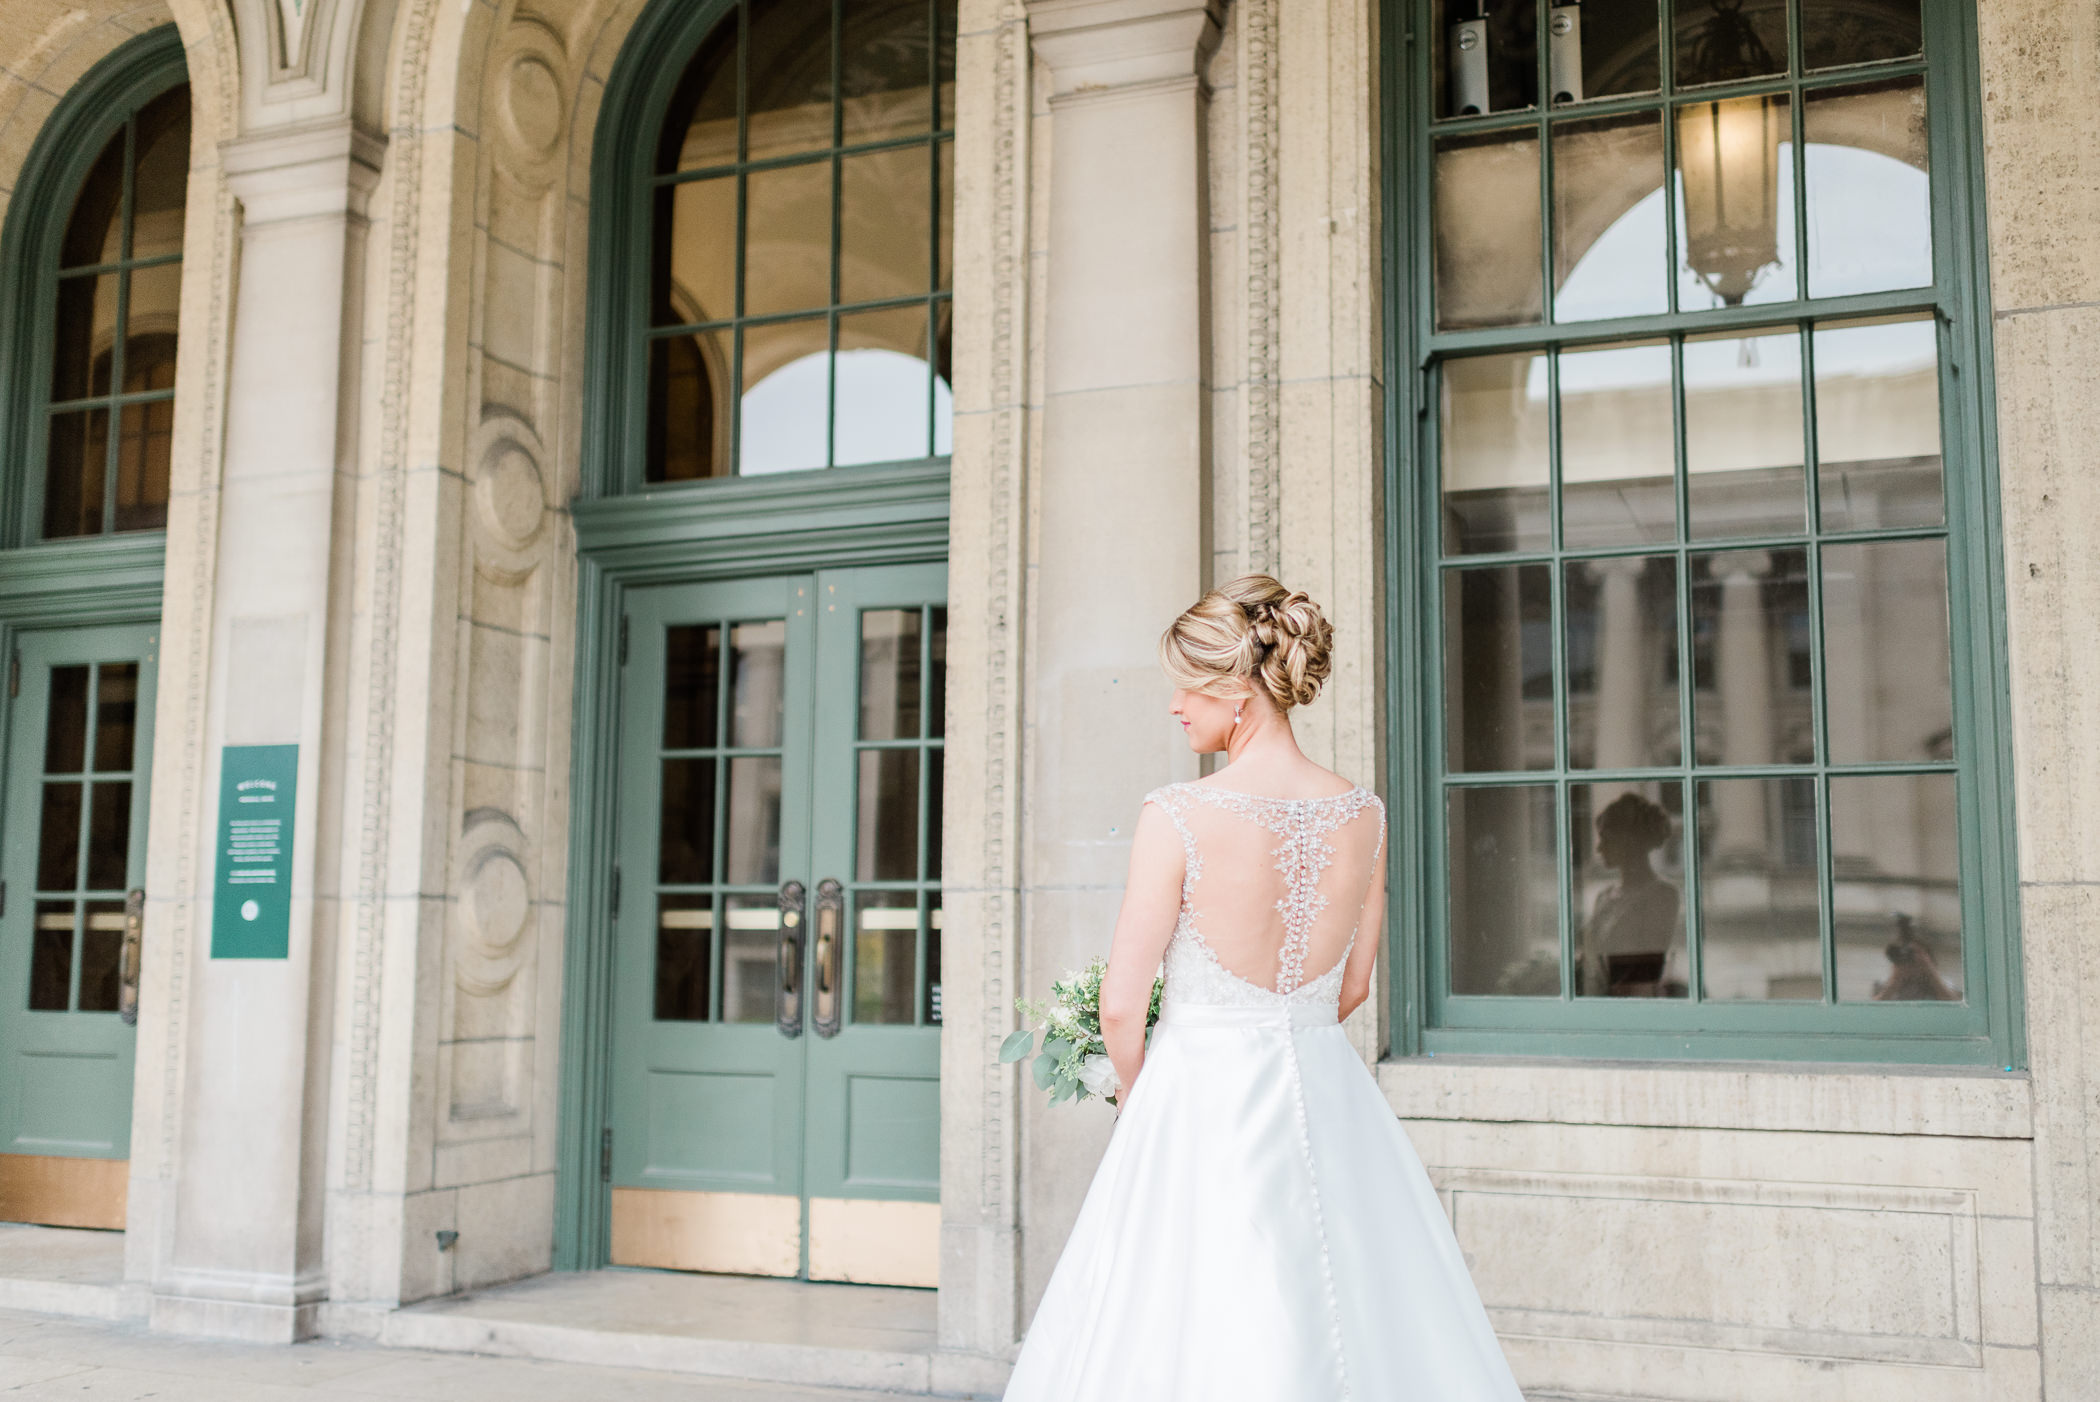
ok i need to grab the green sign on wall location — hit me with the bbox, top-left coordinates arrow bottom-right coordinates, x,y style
211,744 -> 298,959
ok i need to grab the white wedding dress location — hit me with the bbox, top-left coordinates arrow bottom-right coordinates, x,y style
1003,781 -> 1526,1401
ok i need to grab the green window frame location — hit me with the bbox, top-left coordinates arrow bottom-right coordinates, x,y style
585,0 -> 956,498
0,28 -> 186,553
1382,0 -> 2022,1066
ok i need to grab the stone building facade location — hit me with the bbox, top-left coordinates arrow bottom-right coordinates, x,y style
0,0 -> 2091,1398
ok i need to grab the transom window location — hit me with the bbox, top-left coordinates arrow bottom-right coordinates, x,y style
41,83 -> 187,539
1401,0 -> 2013,1061
646,0 -> 956,483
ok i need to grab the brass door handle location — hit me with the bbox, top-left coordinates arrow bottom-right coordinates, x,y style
776,880 -> 806,1039
812,878 -> 843,1038
120,888 -> 144,1026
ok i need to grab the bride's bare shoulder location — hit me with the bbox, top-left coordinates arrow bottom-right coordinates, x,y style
1187,762 -> 1361,801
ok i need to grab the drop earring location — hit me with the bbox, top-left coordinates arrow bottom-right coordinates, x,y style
1232,702 -> 1243,727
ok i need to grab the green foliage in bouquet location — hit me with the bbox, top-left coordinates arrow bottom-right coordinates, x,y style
996,956 -> 1163,1107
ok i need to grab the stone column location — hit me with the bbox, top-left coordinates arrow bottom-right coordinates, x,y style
1590,556 -> 1650,776
1017,0 -> 1218,1314
1712,551 -> 1773,863
144,122 -> 376,1343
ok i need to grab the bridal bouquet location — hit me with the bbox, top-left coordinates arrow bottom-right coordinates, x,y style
997,956 -> 1163,1107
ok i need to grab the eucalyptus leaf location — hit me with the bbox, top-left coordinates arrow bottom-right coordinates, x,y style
1032,1051 -> 1057,1090
1043,1036 -> 1074,1063
998,1029 -> 1035,1063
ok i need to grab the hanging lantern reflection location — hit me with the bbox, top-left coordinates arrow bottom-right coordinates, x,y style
1678,95 -> 1785,306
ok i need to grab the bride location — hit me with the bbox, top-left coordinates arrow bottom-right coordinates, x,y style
1003,576 -> 1526,1401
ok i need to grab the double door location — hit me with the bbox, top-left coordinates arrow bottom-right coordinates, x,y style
0,624 -> 156,1229
608,565 -> 944,1285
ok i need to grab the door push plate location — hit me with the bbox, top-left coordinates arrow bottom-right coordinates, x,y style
119,887 -> 145,1026
777,880 -> 806,1038
812,878 -> 844,1039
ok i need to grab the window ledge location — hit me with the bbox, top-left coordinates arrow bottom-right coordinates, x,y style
1375,1055 -> 2032,1139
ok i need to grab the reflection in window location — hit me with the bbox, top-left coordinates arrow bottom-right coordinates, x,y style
647,0 -> 957,481
44,84 -> 187,538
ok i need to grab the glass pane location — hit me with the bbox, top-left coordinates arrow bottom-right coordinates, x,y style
840,145 -> 932,305
928,607 -> 948,738
78,901 -> 124,1012
1802,0 -> 1921,71
1448,784 -> 1561,995
658,175 -> 737,326
729,619 -> 786,746
859,608 -> 924,740
127,262 -> 183,372
835,305 -> 935,466
1697,776 -> 1824,1000
647,331 -> 731,482
842,0 -> 934,143
1436,0 -> 1537,117
658,10 -> 740,172
857,748 -> 921,881
664,624 -> 723,749
37,782 -> 82,892
87,783 -> 131,889
1674,0 -> 1786,87
1565,555 -> 1680,770
46,667 -> 90,773
744,158 -> 833,319
725,755 -> 783,885
1832,773 -> 1961,1002
1675,95 -> 1795,309
721,893 -> 781,1023
654,894 -> 714,1021
1439,351 -> 1549,555
924,893 -> 943,1023
130,87 -> 190,261
1552,112 -> 1668,322
1684,329 -> 1805,538
52,273 -> 118,405
1814,316 -> 1942,531
1567,0 -> 1659,101
114,398 -> 173,532
1560,341 -> 1676,547
1822,539 -> 1951,765
29,903 -> 74,1011
926,745 -> 944,881
44,408 -> 111,540
658,758 -> 716,884
94,664 -> 139,772
1804,78 -> 1931,298
1573,782 -> 1685,996
746,0 -> 834,162
60,132 -> 125,269
1434,129 -> 1543,330
1444,563 -> 1553,773
1691,547 -> 1813,766
936,0 -> 957,121
937,139 -> 954,291
853,890 -> 918,1025
738,317 -> 830,474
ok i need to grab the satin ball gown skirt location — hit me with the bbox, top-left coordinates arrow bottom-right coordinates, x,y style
1003,1002 -> 1527,1402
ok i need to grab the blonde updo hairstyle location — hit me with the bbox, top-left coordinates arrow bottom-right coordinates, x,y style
1159,575 -> 1335,712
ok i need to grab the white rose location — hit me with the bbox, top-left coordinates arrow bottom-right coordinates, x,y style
1076,1055 -> 1120,1099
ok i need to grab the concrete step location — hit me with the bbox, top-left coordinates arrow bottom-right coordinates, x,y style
0,1222 -> 142,1322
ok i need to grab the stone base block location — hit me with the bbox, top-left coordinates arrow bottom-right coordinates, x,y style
149,1293 -> 320,1344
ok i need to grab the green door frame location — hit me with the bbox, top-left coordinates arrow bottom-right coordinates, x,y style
557,465 -> 949,1271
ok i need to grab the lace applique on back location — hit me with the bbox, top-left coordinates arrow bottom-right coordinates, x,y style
1145,782 -> 1386,1009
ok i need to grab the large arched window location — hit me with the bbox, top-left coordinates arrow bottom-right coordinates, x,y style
642,0 -> 956,484
1392,0 -> 2017,1064
0,34 -> 187,545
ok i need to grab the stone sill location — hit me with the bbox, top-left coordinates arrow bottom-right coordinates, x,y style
1376,1055 -> 2033,1140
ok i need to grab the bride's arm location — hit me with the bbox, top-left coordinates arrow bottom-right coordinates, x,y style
1337,846 -> 1389,1024
1098,803 -> 1184,1102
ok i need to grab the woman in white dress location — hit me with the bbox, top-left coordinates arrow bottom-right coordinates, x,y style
1003,576 -> 1526,1402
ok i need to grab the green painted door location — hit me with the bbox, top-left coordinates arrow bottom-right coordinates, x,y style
608,565 -> 944,1285
0,623 -> 157,1229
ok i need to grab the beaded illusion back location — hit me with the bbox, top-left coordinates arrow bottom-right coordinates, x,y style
1145,782 -> 1386,1013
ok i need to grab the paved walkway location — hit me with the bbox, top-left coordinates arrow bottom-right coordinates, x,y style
0,1308 -> 910,1401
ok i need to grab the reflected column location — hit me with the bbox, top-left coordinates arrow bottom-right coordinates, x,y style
1590,555 -> 1650,785
1713,551 -> 1774,862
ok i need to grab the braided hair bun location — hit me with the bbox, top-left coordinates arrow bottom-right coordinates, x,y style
1158,575 -> 1335,712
